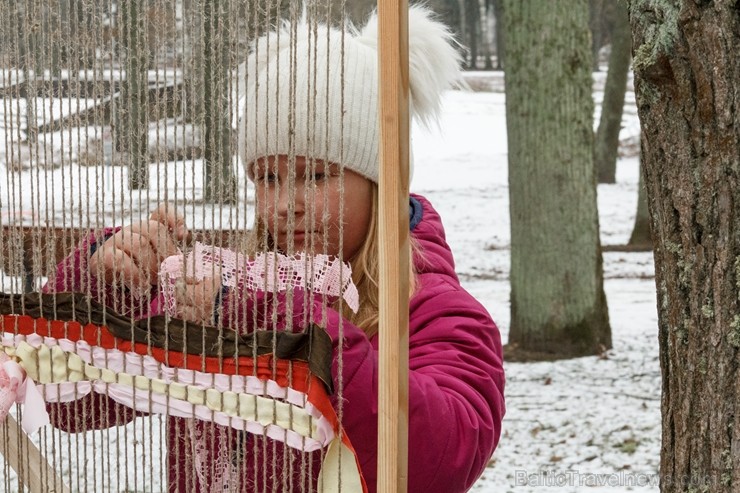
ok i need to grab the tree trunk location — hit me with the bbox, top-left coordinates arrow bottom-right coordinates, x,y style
74,0 -> 95,68
202,0 -> 236,203
465,0 -> 480,69
589,0 -> 605,70
117,0 -> 149,189
492,0 -> 505,69
595,0 -> 631,184
49,0 -> 68,77
628,151 -> 651,248
503,0 -> 611,359
181,0 -> 201,124
482,1 -> 494,70
17,1 -> 39,145
628,1 -> 740,491
458,0 -> 469,67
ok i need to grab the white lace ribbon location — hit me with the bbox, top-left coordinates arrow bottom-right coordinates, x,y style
159,243 -> 360,316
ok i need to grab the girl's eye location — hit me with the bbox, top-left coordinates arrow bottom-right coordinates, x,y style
256,173 -> 277,184
312,168 -> 337,181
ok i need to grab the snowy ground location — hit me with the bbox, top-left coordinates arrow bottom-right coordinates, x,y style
0,70 -> 660,492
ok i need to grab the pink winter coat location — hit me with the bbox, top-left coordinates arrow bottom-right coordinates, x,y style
44,194 -> 505,492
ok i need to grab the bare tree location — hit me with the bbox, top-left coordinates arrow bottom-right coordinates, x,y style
629,1 -> 740,491
116,0 -> 149,189
15,1 -> 39,145
491,0 -> 505,69
595,0 -> 631,184
589,0 -> 606,70
503,0 -> 611,359
456,0 -> 482,68
203,0 -> 236,202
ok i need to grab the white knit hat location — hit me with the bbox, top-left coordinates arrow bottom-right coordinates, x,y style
237,6 -> 464,183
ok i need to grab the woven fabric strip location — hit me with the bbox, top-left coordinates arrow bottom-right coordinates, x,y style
0,297 -> 368,492
2,334 -> 334,450
0,293 -> 334,392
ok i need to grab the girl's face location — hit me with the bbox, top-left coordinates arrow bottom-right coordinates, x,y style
250,155 -> 373,260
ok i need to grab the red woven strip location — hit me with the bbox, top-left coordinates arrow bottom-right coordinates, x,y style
2,314 -> 318,393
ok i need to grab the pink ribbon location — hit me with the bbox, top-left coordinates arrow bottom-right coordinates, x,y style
0,353 -> 50,434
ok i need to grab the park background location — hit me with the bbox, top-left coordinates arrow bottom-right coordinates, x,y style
1,1 -> 737,492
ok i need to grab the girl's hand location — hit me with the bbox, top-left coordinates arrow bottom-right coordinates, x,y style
173,271 -> 222,325
89,204 -> 189,294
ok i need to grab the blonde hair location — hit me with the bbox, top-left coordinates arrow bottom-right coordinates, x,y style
246,184 -> 418,339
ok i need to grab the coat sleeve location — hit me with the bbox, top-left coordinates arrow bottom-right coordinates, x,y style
42,227 -> 156,432
319,277 -> 505,493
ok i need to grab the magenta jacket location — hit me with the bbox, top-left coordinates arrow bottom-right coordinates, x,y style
44,194 -> 505,492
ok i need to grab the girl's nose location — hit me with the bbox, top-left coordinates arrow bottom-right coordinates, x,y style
276,180 -> 305,219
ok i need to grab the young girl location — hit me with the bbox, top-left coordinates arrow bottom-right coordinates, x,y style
46,7 -> 504,492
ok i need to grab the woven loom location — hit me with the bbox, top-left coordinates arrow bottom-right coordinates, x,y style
0,1 -> 410,492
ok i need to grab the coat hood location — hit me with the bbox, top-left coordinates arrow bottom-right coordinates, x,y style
410,194 -> 458,281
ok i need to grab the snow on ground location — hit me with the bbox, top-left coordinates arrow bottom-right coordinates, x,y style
0,71 -> 660,492
0,154 -> 252,230
0,103 -> 247,230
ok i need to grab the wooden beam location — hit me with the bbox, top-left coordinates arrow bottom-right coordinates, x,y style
0,415 -> 70,493
377,2 -> 410,493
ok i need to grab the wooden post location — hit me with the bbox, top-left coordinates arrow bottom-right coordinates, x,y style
0,415 -> 70,493
377,2 -> 410,493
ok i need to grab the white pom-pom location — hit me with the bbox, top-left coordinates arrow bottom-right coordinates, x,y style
358,6 -> 465,127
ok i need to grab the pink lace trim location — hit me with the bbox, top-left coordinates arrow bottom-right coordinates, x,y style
189,419 -> 237,492
159,242 -> 360,315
